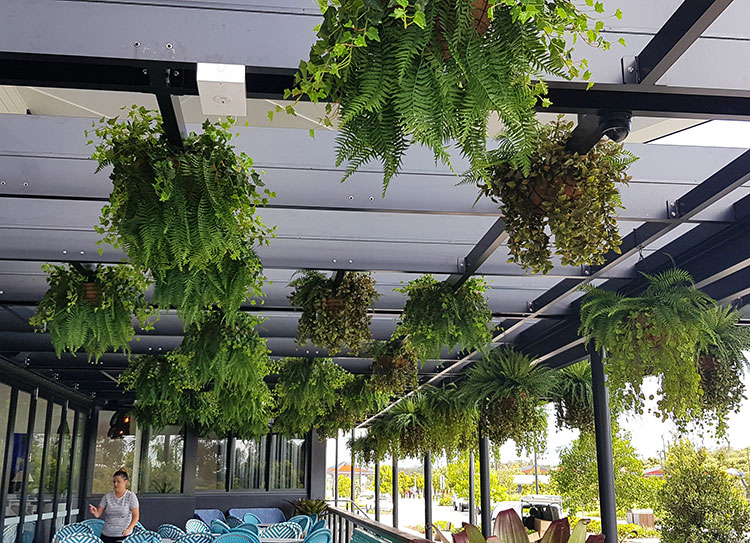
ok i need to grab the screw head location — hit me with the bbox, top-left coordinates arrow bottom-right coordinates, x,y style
22,182 -> 29,187
134,41 -> 141,47
165,43 -> 173,50
627,66 -> 635,73
143,68 -> 148,75
332,259 -> 337,263
348,259 -> 353,264
0,181 -> 5,185
173,70 -> 180,76
79,250 -> 85,255
348,195 -> 354,200
369,196 -> 374,201
62,250 -> 67,254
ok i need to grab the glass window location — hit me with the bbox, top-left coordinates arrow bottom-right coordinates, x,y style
53,407 -> 74,533
93,410 -> 136,495
6,390 -> 29,526
270,435 -> 306,490
22,397 -> 48,541
232,437 -> 267,490
0,384 -> 10,498
68,411 -> 85,522
138,426 -> 184,494
196,434 -> 227,491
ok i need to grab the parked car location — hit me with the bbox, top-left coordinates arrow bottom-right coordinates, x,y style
491,495 -> 565,531
362,492 -> 393,513
452,494 -> 470,512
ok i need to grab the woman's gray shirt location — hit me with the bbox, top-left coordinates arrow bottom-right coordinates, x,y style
98,490 -> 139,537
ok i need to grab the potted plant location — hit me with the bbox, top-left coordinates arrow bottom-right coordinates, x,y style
422,383 -> 478,457
395,275 -> 492,360
30,263 -> 154,362
287,1 -> 618,191
119,353 -> 220,434
578,268 -> 744,432
467,118 -> 636,273
288,270 -> 379,353
461,347 -> 551,454
315,375 -> 390,439
552,361 -> 595,431
287,499 -> 328,518
696,305 -> 750,435
175,311 -> 273,438
90,106 -> 273,323
271,357 -> 353,436
368,338 -> 419,395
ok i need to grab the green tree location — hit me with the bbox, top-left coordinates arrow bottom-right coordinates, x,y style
551,430 -> 660,515
370,463 -> 393,495
443,453 -> 509,503
659,440 -> 750,543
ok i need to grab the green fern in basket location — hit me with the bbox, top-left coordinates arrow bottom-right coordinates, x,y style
271,357 -> 353,436
287,0 -> 618,191
30,263 -> 155,362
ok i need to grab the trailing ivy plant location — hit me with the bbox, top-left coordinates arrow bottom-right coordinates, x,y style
174,311 -> 273,438
286,1 -> 620,191
315,375 -> 390,439
119,353 -> 220,433
579,268 -> 719,430
395,275 -> 492,360
30,263 -> 154,362
271,357 -> 353,436
288,270 -> 379,353
552,361 -> 594,431
90,106 -> 272,323
467,118 -> 636,273
696,305 -> 750,436
461,347 -> 551,454
368,338 -> 419,395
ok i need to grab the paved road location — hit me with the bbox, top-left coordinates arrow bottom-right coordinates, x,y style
366,498 -> 474,536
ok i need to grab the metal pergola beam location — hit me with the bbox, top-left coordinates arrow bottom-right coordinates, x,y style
446,217 -> 507,290
629,0 -> 734,85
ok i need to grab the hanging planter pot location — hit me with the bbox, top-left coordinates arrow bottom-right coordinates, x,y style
368,338 -> 419,396
82,281 -> 102,304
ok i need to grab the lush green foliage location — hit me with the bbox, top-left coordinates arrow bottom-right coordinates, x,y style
552,361 -> 594,431
469,118 -> 635,273
462,347 -> 551,454
569,518 -> 660,540
30,263 -> 154,362
368,338 -> 419,395
119,353 -> 219,432
288,0 -> 618,191
395,275 -> 492,359
288,498 -> 328,517
288,270 -> 379,353
580,268 -> 750,434
91,107 -> 272,324
315,375 -> 391,439
271,357 -> 352,436
551,429 -> 661,515
659,440 -> 750,543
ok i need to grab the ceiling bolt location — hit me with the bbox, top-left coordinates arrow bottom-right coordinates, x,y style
22,182 -> 29,187
332,259 -> 337,263
369,196 -> 374,201
143,68 -> 148,75
0,181 -> 5,185
133,41 -> 141,48
173,70 -> 180,76
348,195 -> 354,200
62,250 -> 67,254
165,43 -> 173,50
148,347 -> 153,351
627,66 -> 635,73
0,290 -> 4,295
80,250 -> 85,255
348,259 -> 353,264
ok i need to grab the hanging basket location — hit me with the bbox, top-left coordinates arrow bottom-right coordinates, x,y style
323,297 -> 345,315
82,282 -> 102,304
528,175 -> 584,215
438,0 -> 492,58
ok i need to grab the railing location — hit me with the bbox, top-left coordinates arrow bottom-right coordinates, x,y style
326,505 -> 429,543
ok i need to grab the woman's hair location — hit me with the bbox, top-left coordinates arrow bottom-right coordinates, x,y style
113,468 -> 129,480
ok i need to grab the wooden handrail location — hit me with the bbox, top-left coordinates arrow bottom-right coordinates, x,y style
326,505 -> 430,543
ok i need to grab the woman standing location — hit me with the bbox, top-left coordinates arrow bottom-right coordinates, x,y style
89,469 -> 140,543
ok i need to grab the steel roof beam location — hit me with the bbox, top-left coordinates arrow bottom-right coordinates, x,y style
628,0 -> 734,85
446,218 -> 508,290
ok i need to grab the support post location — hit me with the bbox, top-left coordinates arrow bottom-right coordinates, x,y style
591,348 -> 617,542
392,456 -> 399,529
350,430 -> 356,511
334,433 -> 339,506
424,453 -> 433,540
478,426 -> 491,538
468,450 -> 476,526
374,460 -> 381,522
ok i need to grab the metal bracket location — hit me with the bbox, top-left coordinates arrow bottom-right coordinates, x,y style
667,200 -> 681,219
527,300 -> 535,313
456,258 -> 466,273
621,56 -> 639,84
581,265 -> 592,276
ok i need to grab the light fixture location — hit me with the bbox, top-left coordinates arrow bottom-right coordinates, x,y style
196,63 -> 247,117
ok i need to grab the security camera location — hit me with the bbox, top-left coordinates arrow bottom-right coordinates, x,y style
599,112 -> 632,143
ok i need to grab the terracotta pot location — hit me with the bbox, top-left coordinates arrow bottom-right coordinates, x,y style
323,297 -> 344,315
438,0 -> 492,59
82,282 -> 101,304
528,175 -> 583,215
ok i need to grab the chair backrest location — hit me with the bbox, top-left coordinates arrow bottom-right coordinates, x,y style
304,529 -> 332,543
229,508 -> 285,524
157,523 -> 186,539
195,509 -> 227,526
242,513 -> 262,525
288,516 -> 311,535
229,527 -> 261,542
79,519 -> 105,537
53,524 -> 94,543
124,529 -> 162,543
226,516 -> 244,528
176,534 -> 215,543
236,523 -> 259,535
3,524 -> 17,543
58,534 -> 102,543
211,519 -> 231,534
213,534 -> 256,543
186,519 -> 211,534
309,514 -> 318,524
309,520 -> 326,534
261,522 -> 303,539
135,522 -> 147,533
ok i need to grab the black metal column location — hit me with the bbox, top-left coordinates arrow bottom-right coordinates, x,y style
468,451 -> 476,526
591,349 -> 617,542
350,430 -> 356,511
478,426 -> 491,538
424,453 -> 433,540
334,434 -> 339,506
374,460 -> 381,521
392,456 -> 399,528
